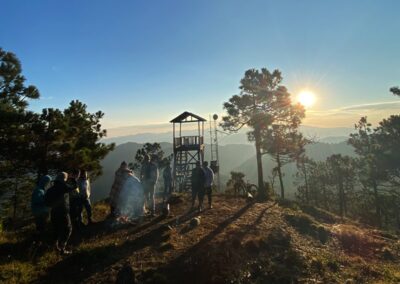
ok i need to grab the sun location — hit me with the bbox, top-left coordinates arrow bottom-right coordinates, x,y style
297,90 -> 316,108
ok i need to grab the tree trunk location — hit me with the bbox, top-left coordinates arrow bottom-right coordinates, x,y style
13,177 -> 18,223
338,182 -> 344,218
396,196 -> 400,230
322,186 -> 327,210
343,188 -> 347,216
276,154 -> 285,199
372,180 -> 381,227
303,163 -> 309,203
254,126 -> 266,199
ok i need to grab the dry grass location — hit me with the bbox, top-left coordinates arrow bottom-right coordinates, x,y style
331,224 -> 385,258
0,195 -> 399,283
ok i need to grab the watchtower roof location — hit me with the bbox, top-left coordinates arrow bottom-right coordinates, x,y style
170,111 -> 206,123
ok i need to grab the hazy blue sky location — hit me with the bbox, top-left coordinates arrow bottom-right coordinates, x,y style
1,0 -> 400,132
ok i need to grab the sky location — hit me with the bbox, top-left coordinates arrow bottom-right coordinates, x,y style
1,0 -> 400,136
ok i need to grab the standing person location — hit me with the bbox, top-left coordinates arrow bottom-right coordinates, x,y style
163,163 -> 173,201
140,155 -> 159,216
45,172 -> 78,255
191,161 -> 206,212
68,169 -> 82,230
78,170 -> 92,225
109,161 -> 133,217
203,161 -> 215,209
31,175 -> 52,243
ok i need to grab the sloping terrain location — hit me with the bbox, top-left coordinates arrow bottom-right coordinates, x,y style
1,195 -> 399,283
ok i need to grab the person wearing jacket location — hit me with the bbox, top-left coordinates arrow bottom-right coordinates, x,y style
46,171 -> 78,255
140,155 -> 159,216
31,175 -> 52,241
191,161 -> 206,212
163,163 -> 173,201
78,170 -> 92,225
202,161 -> 215,209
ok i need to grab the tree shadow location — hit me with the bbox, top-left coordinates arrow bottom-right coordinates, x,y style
0,226 -> 57,265
153,201 -> 279,284
38,206 -> 200,282
236,201 -> 278,241
160,202 -> 254,272
38,202 -> 254,283
39,218 -> 172,283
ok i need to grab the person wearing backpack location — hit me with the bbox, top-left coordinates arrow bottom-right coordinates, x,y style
45,171 -> 78,255
31,175 -> 52,243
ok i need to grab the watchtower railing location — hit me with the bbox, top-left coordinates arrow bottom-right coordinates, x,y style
174,136 -> 204,148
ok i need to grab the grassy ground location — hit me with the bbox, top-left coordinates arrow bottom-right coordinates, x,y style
1,194 -> 399,283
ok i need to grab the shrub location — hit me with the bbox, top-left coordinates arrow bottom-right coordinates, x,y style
331,225 -> 384,257
285,212 -> 331,243
278,199 -> 300,211
266,227 -> 291,248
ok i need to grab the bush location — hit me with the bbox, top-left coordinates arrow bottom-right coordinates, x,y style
285,212 -> 331,243
244,239 -> 260,254
278,199 -> 300,211
331,225 -> 384,257
285,212 -> 314,233
265,227 -> 291,248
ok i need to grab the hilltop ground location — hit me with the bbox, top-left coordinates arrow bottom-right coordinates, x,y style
1,194 -> 399,283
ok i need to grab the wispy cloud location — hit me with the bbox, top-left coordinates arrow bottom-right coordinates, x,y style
304,101 -> 400,127
338,101 -> 400,112
105,101 -> 400,137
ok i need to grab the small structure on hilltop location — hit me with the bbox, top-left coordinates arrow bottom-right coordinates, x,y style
170,111 -> 206,192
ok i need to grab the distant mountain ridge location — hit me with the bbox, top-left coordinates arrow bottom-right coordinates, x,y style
91,140 -> 354,201
102,125 -> 354,146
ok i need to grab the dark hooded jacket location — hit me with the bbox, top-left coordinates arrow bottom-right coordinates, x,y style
31,175 -> 52,216
47,179 -> 78,216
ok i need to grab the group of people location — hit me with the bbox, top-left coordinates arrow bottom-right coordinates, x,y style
31,170 -> 91,255
191,161 -> 214,212
30,156 -> 215,255
108,156 -> 215,218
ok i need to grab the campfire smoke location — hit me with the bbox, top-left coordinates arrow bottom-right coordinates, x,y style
117,175 -> 145,220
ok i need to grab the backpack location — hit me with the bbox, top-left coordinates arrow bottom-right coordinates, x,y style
44,185 -> 59,207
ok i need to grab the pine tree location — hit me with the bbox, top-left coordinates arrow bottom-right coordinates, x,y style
348,117 -> 384,226
0,47 -> 40,176
260,126 -> 307,199
221,68 -> 304,199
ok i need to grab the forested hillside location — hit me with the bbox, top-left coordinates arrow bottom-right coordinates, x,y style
91,141 -> 353,201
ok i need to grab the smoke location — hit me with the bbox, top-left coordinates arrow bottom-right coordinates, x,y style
117,175 -> 145,219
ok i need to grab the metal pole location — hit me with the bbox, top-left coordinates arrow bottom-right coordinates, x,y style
214,118 -> 221,192
209,115 -> 214,161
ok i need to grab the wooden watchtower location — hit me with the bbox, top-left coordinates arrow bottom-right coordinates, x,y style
170,112 -> 206,192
